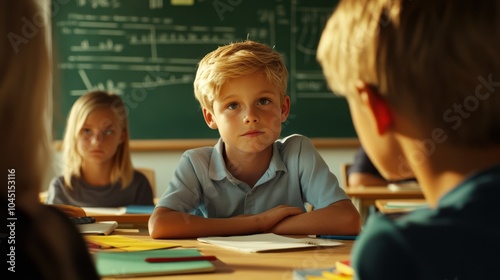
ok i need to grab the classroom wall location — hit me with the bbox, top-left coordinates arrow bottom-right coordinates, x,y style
45,147 -> 358,198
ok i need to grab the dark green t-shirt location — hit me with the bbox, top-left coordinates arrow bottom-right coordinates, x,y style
352,165 -> 500,280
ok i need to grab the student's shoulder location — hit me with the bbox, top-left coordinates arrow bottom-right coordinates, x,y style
353,214 -> 415,278
133,169 -> 148,179
353,213 -> 409,261
182,140 -> 221,161
182,145 -> 215,159
36,205 -> 101,279
276,134 -> 317,155
277,134 -> 314,148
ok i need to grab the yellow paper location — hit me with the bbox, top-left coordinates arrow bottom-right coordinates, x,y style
85,235 -> 179,251
335,261 -> 354,276
321,271 -> 353,280
305,272 -> 352,280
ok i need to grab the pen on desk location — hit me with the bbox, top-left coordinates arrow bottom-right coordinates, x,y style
145,255 -> 218,263
316,235 -> 357,240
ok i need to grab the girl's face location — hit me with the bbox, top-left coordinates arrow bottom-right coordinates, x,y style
77,107 -> 125,167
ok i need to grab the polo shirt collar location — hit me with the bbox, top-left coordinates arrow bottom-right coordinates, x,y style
208,138 -> 288,182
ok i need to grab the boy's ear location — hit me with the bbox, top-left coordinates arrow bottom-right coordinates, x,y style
202,108 -> 218,129
356,82 -> 393,135
280,96 -> 291,122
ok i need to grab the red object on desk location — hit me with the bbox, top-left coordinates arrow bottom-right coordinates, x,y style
145,255 -> 217,263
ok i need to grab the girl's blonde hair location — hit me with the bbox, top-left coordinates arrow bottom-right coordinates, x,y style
317,0 -> 500,147
194,40 -> 288,111
1,1 -> 52,200
62,91 -> 133,189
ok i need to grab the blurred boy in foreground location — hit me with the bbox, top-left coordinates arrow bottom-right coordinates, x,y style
317,0 -> 500,279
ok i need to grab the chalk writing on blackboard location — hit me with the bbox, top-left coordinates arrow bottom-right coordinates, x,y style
53,0 -> 355,139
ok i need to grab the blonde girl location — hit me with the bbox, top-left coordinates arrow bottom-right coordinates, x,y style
47,91 -> 154,207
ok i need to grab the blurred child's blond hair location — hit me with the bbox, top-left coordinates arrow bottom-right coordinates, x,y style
317,0 -> 500,147
62,91 -> 133,189
0,1 -> 52,200
194,40 -> 288,111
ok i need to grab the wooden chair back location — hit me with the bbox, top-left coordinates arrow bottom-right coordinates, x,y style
340,163 -> 352,189
136,167 -> 156,197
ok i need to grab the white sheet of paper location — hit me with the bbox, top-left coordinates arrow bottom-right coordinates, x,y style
197,233 -> 343,253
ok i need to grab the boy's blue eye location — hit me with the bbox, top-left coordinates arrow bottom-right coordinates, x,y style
227,103 -> 239,110
259,98 -> 271,105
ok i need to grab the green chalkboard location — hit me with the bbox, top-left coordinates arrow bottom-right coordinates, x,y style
52,0 -> 356,140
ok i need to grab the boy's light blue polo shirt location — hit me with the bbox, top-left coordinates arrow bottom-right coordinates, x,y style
156,134 -> 349,218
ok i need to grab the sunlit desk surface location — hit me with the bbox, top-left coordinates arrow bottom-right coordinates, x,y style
100,228 -> 354,280
345,186 -> 424,222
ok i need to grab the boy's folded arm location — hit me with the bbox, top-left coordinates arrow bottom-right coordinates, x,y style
270,200 -> 361,236
148,205 -> 303,239
147,207 -> 258,239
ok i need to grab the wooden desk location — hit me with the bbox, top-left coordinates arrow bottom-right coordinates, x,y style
100,228 -> 354,280
345,186 -> 424,222
375,199 -> 427,214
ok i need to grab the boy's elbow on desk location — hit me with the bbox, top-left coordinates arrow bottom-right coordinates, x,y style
344,211 -> 362,235
329,200 -> 362,235
148,207 -> 203,239
148,207 -> 174,239
148,213 -> 161,239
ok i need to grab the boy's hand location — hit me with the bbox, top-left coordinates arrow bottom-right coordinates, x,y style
254,205 -> 303,232
50,204 -> 87,217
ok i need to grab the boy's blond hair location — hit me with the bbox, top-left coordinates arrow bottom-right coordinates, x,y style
194,40 -> 288,111
317,0 -> 500,147
1,1 -> 52,199
62,91 -> 134,189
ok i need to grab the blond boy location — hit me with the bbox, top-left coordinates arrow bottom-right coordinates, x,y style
317,0 -> 500,279
149,40 -> 361,238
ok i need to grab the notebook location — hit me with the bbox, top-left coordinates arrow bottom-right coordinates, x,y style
77,221 -> 118,235
197,233 -> 343,253
125,205 -> 155,214
82,205 -> 155,215
95,248 -> 215,277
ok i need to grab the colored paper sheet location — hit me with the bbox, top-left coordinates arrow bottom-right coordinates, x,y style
95,248 -> 215,277
85,235 -> 178,251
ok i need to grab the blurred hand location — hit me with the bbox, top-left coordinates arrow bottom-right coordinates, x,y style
50,204 -> 87,217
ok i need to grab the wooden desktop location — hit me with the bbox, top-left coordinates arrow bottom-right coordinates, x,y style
345,186 -> 424,222
97,227 -> 354,280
